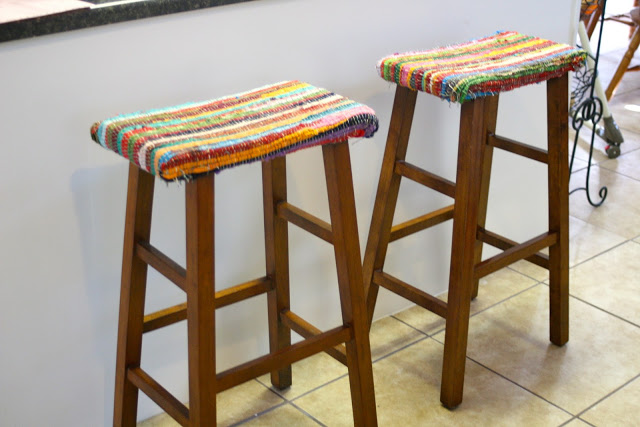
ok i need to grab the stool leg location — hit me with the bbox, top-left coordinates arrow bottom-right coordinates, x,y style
605,25 -> 640,100
114,165 -> 155,427
471,95 -> 499,299
262,157 -> 293,389
323,141 -> 378,426
547,75 -> 570,345
185,175 -> 217,426
441,96 -> 498,409
363,86 -> 418,324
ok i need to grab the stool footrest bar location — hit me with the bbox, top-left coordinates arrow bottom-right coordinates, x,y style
142,277 -> 274,333
487,133 -> 549,164
277,202 -> 333,244
127,367 -> 189,426
281,309 -> 348,365
216,325 -> 352,393
395,160 -> 456,198
474,231 -> 558,279
136,241 -> 186,291
390,204 -> 455,242
144,302 -> 188,333
477,228 -> 550,269
373,271 -> 448,318
216,276 -> 274,308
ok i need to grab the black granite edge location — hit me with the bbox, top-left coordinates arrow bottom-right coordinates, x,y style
0,0 -> 257,44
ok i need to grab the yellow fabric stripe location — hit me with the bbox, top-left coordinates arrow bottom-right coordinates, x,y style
150,96 -> 347,173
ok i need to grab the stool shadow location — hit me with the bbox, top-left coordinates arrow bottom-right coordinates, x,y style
70,163 -> 128,425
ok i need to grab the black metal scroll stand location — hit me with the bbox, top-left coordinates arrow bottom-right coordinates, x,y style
570,0 -> 608,207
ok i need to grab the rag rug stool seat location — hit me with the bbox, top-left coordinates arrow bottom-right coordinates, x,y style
364,31 -> 586,408
91,80 -> 379,426
91,80 -> 378,181
378,31 -> 586,102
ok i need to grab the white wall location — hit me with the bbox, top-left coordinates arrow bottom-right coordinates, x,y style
0,0 -> 579,425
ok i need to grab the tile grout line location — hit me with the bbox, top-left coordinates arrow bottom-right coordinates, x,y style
287,401 -> 328,426
530,234 -> 640,329
566,238 -> 631,271
229,400 -> 288,427
252,378 -> 296,404
390,266 -> 545,337
245,320 -> 436,419
288,372 -> 351,403
572,372 -> 640,422
576,136 -> 640,163
428,281 -> 543,337
234,380 -> 326,426
598,165 -> 640,182
506,264 -> 548,282
556,416 -> 577,427
571,165 -> 589,174
421,286 -> 640,422
371,334 -> 430,364
389,314 -> 433,338
568,292 -> 640,329
251,336 -> 431,406
424,334 -> 576,419
282,333 -> 432,404
506,219 -> 633,283
608,143 -> 640,156
557,416 -> 597,427
275,333 -> 434,403
420,275 -> 640,417
574,148 -> 640,183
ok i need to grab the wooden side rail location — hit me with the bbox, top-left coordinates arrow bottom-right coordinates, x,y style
216,276 -> 274,308
142,277 -> 274,333
474,231 -> 558,279
136,241 -> 186,291
277,202 -> 333,244
395,160 -> 456,198
372,271 -> 448,318
477,228 -> 549,269
216,325 -> 352,392
487,133 -> 549,164
128,367 -> 190,427
130,326 -> 352,423
281,309 -> 347,365
143,303 -> 188,333
389,204 -> 455,242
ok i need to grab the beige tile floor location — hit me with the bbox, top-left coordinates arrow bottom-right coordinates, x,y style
139,24 -> 640,427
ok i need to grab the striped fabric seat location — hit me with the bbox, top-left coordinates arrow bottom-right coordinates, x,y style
91,81 -> 378,181
378,31 -> 586,103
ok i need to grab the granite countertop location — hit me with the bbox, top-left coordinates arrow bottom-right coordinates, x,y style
0,0 -> 256,43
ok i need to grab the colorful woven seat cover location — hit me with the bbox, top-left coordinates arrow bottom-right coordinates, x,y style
377,31 -> 586,103
91,81 -> 379,181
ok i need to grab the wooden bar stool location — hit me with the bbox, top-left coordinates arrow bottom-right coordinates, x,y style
363,32 -> 586,409
90,81 -> 379,426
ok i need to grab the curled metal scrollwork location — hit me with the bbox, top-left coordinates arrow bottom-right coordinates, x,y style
569,0 -> 609,207
570,66 -> 597,114
572,96 -> 603,131
570,92 -> 608,207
